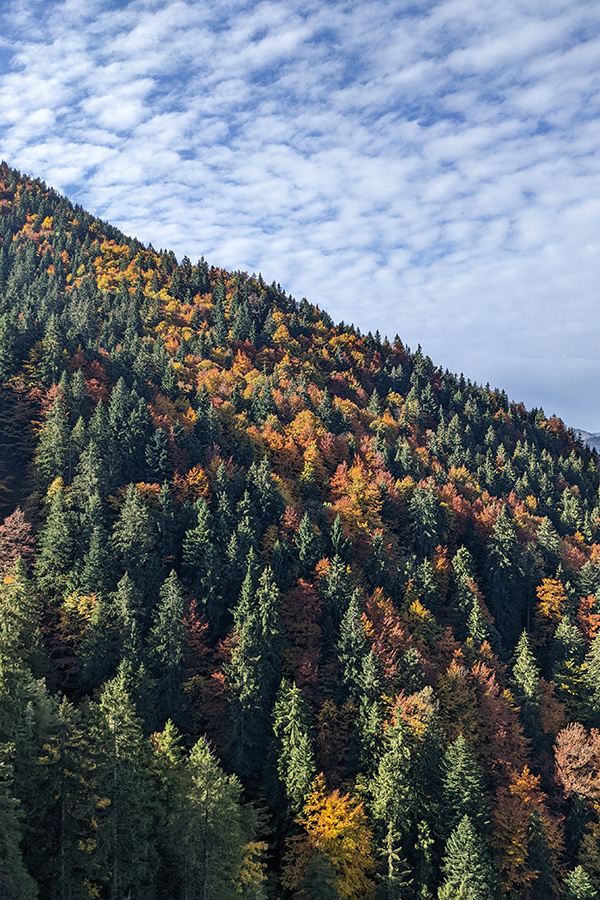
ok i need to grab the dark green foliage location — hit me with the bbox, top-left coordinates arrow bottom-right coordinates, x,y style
272,679 -> 316,815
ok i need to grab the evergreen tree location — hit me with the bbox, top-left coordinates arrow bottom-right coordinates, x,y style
182,497 -> 223,632
438,815 -> 498,900
511,630 -> 542,740
150,569 -> 187,728
226,565 -> 282,783
35,396 -> 70,491
564,866 -> 597,899
112,483 -> 159,593
296,512 -> 322,573
338,591 -> 368,699
0,743 -> 37,900
35,486 -> 76,599
89,665 -> 156,900
440,734 -> 488,840
272,679 -> 316,816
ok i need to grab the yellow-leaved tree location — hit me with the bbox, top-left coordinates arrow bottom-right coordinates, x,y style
281,774 -> 376,899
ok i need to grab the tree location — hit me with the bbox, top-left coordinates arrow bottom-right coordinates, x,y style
155,730 -> 266,900
111,483 -> 159,593
512,630 -> 542,741
149,569 -> 187,728
0,507 -> 35,576
272,679 -> 316,816
182,497 -> 223,632
34,485 -> 76,599
226,565 -> 283,783
438,815 -> 498,900
282,774 -> 376,900
0,743 -> 37,900
564,866 -> 597,900
89,665 -> 156,900
440,734 -> 488,840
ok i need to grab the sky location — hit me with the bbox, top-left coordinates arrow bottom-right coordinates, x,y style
0,0 -> 599,431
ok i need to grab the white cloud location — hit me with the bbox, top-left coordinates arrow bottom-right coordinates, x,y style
0,0 -> 599,428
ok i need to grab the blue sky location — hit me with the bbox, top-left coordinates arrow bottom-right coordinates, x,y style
1,0 -> 599,430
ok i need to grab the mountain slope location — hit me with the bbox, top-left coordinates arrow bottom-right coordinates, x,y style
1,161 -> 600,899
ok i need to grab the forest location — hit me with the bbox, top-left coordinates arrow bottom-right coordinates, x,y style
1,160 -> 600,899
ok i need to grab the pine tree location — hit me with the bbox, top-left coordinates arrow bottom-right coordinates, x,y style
35,395 -> 70,491
564,866 -> 597,899
512,630 -> 542,740
0,743 -> 37,900
150,569 -> 187,728
89,665 -> 156,900
440,734 -> 488,840
296,512 -> 322,574
369,718 -> 413,847
182,736 -> 264,900
438,815 -> 498,900
338,591 -> 368,699
182,497 -> 223,632
35,485 -> 76,599
112,483 -> 160,593
272,679 -> 316,815
226,564 -> 282,783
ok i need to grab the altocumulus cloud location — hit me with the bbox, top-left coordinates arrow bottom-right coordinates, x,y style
0,0 -> 599,428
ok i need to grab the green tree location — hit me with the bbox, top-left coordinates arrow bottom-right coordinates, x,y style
272,679 -> 316,816
89,665 -> 156,900
511,631 -> 542,741
0,743 -> 37,900
149,570 -> 187,728
564,866 -> 597,899
227,565 -> 282,783
112,483 -> 159,593
438,815 -> 498,900
441,734 -> 488,840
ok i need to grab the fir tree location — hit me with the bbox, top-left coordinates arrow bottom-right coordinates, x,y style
438,815 -> 498,900
440,734 -> 488,840
272,679 -> 316,816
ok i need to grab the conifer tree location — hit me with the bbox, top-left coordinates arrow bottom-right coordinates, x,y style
227,565 -> 282,783
296,512 -> 322,574
35,485 -> 76,599
112,483 -> 159,593
338,591 -> 368,699
564,866 -> 597,900
35,396 -> 70,491
150,569 -> 187,727
89,664 -> 156,900
438,815 -> 498,900
272,679 -> 316,816
512,630 -> 542,740
182,497 -> 223,631
440,734 -> 488,840
0,743 -> 37,900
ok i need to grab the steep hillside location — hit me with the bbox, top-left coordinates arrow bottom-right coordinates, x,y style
1,161 -> 600,900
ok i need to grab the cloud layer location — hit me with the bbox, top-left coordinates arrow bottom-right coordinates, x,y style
1,0 -> 599,428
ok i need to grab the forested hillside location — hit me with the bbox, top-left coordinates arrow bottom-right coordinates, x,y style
1,161 -> 600,899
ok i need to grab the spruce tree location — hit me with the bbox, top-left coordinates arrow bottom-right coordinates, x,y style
511,630 -> 542,741
441,734 -> 488,840
150,569 -> 187,728
564,866 -> 597,899
0,743 -> 37,900
272,679 -> 316,816
438,815 -> 498,900
90,665 -> 156,900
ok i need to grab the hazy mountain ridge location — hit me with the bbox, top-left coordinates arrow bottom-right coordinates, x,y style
1,161 -> 600,899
